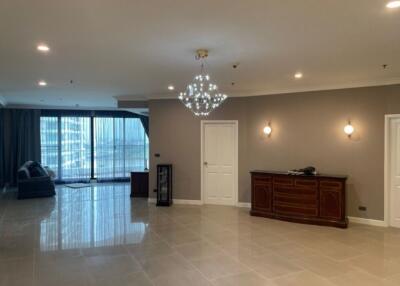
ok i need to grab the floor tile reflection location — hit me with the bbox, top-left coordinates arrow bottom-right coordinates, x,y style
1,182 -> 400,286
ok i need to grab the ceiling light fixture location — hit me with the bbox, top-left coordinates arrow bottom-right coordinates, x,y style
387,1 -> 400,8
38,80 -> 47,86
168,85 -> 175,91
37,44 -> 50,52
178,49 -> 227,116
294,72 -> 303,79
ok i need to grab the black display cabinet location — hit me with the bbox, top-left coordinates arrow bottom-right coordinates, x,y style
156,164 -> 172,206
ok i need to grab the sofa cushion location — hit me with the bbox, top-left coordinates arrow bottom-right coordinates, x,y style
28,162 -> 48,178
18,167 -> 30,180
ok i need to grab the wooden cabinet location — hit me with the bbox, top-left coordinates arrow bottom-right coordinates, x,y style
250,171 -> 347,228
252,175 -> 272,213
130,172 -> 149,197
319,180 -> 344,220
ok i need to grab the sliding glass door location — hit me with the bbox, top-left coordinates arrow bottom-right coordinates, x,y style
40,117 -> 59,178
60,117 -> 91,180
125,118 -> 148,176
94,118 -> 123,179
41,114 -> 148,182
94,117 -> 148,180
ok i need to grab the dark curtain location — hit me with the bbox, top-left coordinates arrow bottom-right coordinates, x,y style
138,115 -> 149,137
0,109 -> 4,188
1,109 -> 41,186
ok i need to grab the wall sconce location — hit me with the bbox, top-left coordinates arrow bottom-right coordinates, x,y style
344,122 -> 354,137
263,124 -> 272,137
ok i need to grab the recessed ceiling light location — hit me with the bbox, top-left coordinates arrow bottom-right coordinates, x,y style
168,85 -> 175,91
38,80 -> 47,86
387,1 -> 400,8
37,44 -> 50,52
294,72 -> 303,79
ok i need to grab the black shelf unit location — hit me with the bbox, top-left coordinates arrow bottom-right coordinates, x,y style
156,164 -> 172,206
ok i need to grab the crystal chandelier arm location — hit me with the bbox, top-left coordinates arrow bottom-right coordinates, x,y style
179,49 -> 228,117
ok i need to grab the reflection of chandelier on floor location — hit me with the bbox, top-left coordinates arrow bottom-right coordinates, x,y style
178,49 -> 228,116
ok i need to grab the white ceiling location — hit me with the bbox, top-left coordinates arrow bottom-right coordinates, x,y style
0,0 -> 399,108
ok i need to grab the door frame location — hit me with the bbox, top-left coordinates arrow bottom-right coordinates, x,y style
200,120 -> 239,206
384,114 -> 400,227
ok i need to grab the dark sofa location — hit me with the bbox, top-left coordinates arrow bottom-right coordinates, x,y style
17,161 -> 55,199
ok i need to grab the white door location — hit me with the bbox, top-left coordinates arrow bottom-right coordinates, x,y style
390,118 -> 400,228
202,121 -> 237,206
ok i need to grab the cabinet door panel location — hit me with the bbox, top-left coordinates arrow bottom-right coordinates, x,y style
320,188 -> 342,220
253,182 -> 272,212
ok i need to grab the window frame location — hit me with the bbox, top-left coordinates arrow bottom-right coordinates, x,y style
40,113 -> 148,183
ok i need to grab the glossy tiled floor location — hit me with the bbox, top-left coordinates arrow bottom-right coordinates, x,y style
1,183 -> 400,286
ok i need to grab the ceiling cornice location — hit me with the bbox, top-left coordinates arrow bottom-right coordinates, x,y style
140,77 -> 400,101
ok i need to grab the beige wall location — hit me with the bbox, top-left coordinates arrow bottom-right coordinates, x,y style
148,84 -> 400,220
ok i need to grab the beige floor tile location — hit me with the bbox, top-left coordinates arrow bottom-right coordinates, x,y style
152,269 -> 213,286
82,245 -> 128,257
386,273 -> 400,285
174,240 -> 223,260
203,230 -> 240,245
329,269 -> 398,286
151,223 -> 188,235
173,214 -> 210,225
85,254 -> 142,282
2,183 -> 400,286
159,228 -> 202,246
220,241 -> 271,260
290,255 -> 352,278
222,222 -> 258,235
141,253 -> 194,279
348,254 -> 400,278
273,270 -> 335,286
239,253 -> 302,279
247,233 -> 288,248
191,254 -> 250,280
307,240 -> 363,261
263,242 -> 317,260
123,229 -> 163,245
126,241 -> 176,264
0,258 -> 34,286
0,236 -> 35,260
351,241 -> 400,261
89,271 -> 153,286
212,271 -> 273,286
35,253 -> 91,286
188,221 -> 228,235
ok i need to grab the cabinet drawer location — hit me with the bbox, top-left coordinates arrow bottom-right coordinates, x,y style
274,186 -> 317,197
253,175 -> 272,184
274,193 -> 317,207
273,177 -> 293,186
274,203 -> 318,217
295,179 -> 318,189
320,180 -> 343,189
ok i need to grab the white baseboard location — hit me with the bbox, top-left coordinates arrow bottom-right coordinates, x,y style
237,202 -> 251,208
348,216 -> 388,227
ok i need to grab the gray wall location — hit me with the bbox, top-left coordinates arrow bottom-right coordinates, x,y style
148,84 -> 400,220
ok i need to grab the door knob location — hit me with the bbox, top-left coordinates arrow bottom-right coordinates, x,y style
204,162 -> 208,166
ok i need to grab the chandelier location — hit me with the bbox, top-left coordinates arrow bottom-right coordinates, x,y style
178,49 -> 228,116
